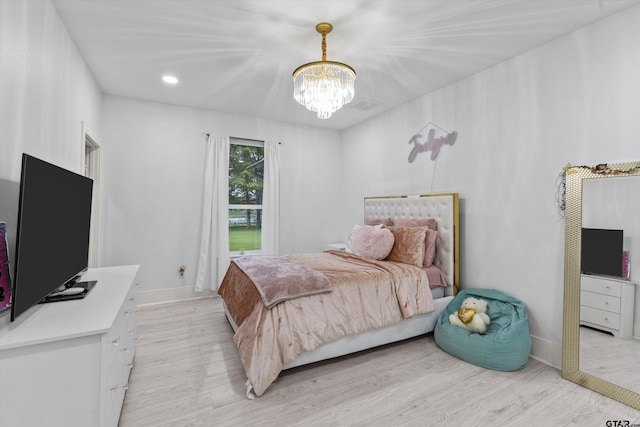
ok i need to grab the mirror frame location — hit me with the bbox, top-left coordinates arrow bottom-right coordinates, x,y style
562,161 -> 640,410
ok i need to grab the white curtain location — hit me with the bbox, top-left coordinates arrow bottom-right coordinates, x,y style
261,140 -> 281,255
194,135 -> 229,292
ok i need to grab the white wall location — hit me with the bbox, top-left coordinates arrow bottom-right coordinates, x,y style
0,0 -> 102,181
101,96 -> 342,292
340,5 -> 640,366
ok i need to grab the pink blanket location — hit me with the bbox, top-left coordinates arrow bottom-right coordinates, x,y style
232,255 -> 331,308
219,251 -> 434,397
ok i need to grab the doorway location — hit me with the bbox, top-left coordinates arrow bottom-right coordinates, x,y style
81,123 -> 101,268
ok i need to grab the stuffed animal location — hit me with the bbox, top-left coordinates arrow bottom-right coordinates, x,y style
449,297 -> 491,334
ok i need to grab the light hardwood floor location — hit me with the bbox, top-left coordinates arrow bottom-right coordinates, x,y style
119,298 -> 640,427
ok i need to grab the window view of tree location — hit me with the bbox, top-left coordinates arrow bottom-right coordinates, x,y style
228,141 -> 264,252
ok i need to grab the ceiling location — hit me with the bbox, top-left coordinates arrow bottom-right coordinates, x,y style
51,0 -> 640,131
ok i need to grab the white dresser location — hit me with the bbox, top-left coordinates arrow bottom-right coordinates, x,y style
580,274 -> 637,339
0,265 -> 139,427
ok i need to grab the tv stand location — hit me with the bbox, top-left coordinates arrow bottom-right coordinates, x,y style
0,265 -> 139,427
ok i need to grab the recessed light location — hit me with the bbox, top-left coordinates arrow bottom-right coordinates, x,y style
162,75 -> 178,84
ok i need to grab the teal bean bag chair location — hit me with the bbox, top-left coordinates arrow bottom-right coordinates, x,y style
434,288 -> 531,371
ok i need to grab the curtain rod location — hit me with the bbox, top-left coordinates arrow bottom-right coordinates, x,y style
200,133 -> 283,144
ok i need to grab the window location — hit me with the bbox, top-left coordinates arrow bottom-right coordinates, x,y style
228,138 -> 264,253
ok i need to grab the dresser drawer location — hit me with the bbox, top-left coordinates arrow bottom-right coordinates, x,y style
100,279 -> 138,427
581,275 -> 622,297
105,297 -> 137,384
580,291 -> 621,314
104,305 -> 136,367
580,305 -> 620,329
104,377 -> 128,427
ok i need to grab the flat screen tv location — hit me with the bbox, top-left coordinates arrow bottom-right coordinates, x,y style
581,227 -> 624,278
10,154 -> 94,322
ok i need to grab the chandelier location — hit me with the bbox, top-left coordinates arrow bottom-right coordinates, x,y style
292,23 -> 356,119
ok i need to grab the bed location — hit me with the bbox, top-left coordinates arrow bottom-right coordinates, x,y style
218,193 -> 459,398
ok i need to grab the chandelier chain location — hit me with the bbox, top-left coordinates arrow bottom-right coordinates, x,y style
321,33 -> 327,61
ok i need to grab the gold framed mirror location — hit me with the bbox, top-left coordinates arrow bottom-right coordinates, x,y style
562,161 -> 640,409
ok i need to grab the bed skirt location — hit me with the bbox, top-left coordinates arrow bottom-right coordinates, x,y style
222,294 -> 453,370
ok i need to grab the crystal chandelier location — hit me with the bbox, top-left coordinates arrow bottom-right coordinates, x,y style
292,23 -> 356,119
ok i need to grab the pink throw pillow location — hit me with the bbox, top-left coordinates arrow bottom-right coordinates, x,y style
348,225 -> 395,260
396,218 -> 438,267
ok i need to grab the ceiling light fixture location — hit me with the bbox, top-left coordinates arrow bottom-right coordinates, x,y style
292,23 -> 356,119
162,75 -> 178,84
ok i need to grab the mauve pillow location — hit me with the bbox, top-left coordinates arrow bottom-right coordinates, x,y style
396,217 -> 437,230
348,224 -> 395,260
423,229 -> 438,267
386,226 -> 428,267
365,217 -> 393,226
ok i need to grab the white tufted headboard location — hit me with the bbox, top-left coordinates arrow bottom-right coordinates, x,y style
364,193 -> 459,295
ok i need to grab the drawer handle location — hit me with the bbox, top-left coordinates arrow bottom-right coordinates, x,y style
112,338 -> 119,345
122,347 -> 129,352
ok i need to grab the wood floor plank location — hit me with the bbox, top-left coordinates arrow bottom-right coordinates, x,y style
119,297 -> 640,426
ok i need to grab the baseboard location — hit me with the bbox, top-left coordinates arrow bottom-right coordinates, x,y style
530,329 -> 640,371
137,286 -> 216,306
529,334 -> 562,370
